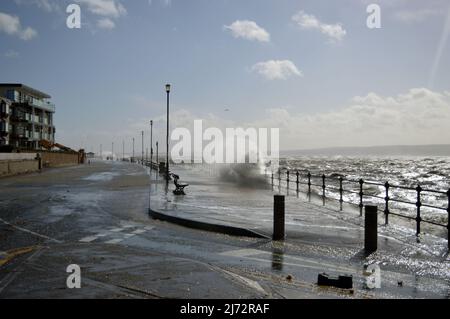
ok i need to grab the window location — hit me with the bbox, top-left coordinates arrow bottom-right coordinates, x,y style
0,122 -> 8,132
6,90 -> 15,101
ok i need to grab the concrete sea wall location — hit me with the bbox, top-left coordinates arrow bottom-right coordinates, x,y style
0,158 -> 40,178
0,151 -> 81,178
39,151 -> 80,168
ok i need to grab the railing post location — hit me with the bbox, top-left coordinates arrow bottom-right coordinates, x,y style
359,179 -> 364,217
384,182 -> 390,225
296,171 -> 300,193
286,171 -> 290,189
339,177 -> 343,203
365,206 -> 378,253
447,189 -> 450,250
322,174 -> 326,198
416,185 -> 422,237
307,172 -> 311,195
273,195 -> 285,241
278,168 -> 281,186
271,171 -> 274,186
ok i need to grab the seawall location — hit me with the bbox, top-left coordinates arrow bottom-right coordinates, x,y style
0,153 -> 39,177
0,151 -> 82,178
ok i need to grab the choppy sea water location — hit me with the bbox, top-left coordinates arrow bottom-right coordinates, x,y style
279,156 -> 450,227
195,155 -> 449,236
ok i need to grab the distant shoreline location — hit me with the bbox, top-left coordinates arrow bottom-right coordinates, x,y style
281,144 -> 450,157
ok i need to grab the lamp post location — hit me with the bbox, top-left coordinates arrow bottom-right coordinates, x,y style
132,138 -> 135,162
100,144 -> 102,160
112,142 -> 114,161
150,120 -> 153,165
122,140 -> 125,161
156,141 -> 159,165
141,131 -> 144,164
166,84 -> 171,180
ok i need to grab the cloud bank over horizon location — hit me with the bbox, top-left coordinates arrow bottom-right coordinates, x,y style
61,87 -> 450,153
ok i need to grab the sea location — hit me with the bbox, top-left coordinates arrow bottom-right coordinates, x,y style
279,155 -> 450,228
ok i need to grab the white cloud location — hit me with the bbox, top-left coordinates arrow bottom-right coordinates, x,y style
14,0 -> 61,13
394,9 -> 441,23
0,12 -> 37,40
122,88 -> 450,151
97,18 -> 115,30
75,0 -> 126,30
247,88 -> 450,149
36,0 -> 59,12
251,60 -> 303,80
62,88 -> 450,152
224,20 -> 270,42
4,50 -> 19,58
292,10 -> 346,42
76,0 -> 127,18
148,0 -> 172,6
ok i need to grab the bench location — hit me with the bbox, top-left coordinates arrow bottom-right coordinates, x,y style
172,174 -> 189,195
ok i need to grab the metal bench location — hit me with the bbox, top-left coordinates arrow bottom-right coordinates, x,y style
172,174 -> 189,195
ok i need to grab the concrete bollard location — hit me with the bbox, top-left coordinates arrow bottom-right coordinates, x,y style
273,195 -> 285,241
365,206 -> 378,253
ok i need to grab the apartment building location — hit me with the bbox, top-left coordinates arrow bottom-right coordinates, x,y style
0,97 -> 10,147
0,84 -> 55,149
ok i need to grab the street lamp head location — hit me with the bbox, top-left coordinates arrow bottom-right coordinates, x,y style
166,84 -> 171,93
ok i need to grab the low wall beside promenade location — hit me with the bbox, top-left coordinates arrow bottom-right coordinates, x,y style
0,151 -> 82,178
39,151 -> 80,168
0,154 -> 40,178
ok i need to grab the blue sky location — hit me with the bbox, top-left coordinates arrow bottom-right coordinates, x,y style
1,0 -> 450,153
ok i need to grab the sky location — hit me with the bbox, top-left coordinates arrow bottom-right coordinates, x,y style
0,0 -> 450,154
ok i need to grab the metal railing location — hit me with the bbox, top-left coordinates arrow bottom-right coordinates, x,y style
266,168 -> 450,249
141,159 -> 159,170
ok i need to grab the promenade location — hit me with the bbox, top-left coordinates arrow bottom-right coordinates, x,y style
0,161 -> 448,299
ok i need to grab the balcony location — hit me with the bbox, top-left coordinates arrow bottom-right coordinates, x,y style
13,98 -> 55,113
33,99 -> 55,113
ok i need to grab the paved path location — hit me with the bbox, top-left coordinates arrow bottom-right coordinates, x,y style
0,161 -> 448,298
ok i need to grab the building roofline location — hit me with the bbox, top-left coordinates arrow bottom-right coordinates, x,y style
0,84 -> 51,99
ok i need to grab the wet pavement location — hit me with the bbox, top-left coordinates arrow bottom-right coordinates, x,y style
0,161 -> 449,299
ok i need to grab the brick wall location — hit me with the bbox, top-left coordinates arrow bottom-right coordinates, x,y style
0,150 -> 82,178
0,159 -> 39,177
39,151 -> 80,168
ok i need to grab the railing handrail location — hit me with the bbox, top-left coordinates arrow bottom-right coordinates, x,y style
276,168 -> 448,194
267,168 -> 450,249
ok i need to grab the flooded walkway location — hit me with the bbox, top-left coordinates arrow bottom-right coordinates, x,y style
0,161 -> 448,299
150,164 -> 450,297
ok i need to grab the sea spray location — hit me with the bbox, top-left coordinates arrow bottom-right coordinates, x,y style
218,163 -> 270,189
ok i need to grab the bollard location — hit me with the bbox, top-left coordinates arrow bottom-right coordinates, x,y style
273,195 -> 285,241
159,162 -> 166,173
365,206 -> 378,253
36,153 -> 42,170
